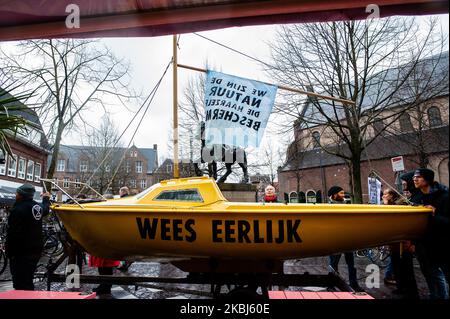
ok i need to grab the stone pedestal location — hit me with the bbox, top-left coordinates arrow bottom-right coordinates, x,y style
218,183 -> 257,202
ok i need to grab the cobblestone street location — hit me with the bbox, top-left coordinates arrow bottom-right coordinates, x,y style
0,254 -> 432,299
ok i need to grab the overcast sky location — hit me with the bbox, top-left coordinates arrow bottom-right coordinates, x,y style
45,14 -> 450,164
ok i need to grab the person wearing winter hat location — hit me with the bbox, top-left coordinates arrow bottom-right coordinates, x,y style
6,184 -> 50,290
400,171 -> 422,204
327,186 -> 364,292
16,183 -> 36,200
412,168 -> 449,299
327,186 -> 344,203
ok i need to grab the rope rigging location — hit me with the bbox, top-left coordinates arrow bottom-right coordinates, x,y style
192,32 -> 275,70
104,58 -> 172,192
75,58 -> 173,197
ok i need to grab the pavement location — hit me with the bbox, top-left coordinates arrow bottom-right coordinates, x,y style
0,254 -> 435,299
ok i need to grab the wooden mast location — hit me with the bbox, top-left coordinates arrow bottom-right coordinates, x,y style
173,35 -> 180,178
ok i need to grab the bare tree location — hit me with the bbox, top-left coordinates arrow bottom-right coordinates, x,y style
283,131 -> 315,196
384,55 -> 449,168
0,39 -> 140,184
81,115 -> 128,194
257,141 -> 283,185
267,17 -> 448,203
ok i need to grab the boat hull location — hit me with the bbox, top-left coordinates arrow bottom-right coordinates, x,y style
54,204 -> 430,262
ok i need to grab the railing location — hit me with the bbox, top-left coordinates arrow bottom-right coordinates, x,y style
40,178 -> 107,209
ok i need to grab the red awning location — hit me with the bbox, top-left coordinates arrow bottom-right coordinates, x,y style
0,0 -> 448,41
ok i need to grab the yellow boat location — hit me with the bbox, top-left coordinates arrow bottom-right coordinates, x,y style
51,176 -> 431,272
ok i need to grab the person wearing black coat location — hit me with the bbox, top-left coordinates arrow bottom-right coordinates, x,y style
327,186 -> 364,292
412,168 -> 449,299
5,184 -> 50,290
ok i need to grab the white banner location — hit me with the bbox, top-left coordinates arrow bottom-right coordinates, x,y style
368,177 -> 382,204
204,70 -> 277,148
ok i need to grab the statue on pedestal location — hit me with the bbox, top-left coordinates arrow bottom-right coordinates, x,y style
193,121 -> 249,183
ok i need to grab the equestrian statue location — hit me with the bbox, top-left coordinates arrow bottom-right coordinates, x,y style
193,121 -> 249,184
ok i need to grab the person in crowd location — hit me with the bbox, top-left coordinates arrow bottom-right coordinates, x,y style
119,186 -> 130,198
400,170 -> 422,204
89,254 -> 120,295
263,184 -> 279,203
412,168 -> 449,299
384,262 -> 396,286
5,184 -> 51,290
117,186 -> 133,272
327,186 -> 364,292
382,188 -> 419,298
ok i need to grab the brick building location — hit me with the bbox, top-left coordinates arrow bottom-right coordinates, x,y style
278,53 -> 449,203
152,158 -> 197,183
52,144 -> 158,196
0,89 -> 50,206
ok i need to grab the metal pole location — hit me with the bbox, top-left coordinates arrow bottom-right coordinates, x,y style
319,151 -> 326,203
173,35 -> 179,178
177,63 -> 355,105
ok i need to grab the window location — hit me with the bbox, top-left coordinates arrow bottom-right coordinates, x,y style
34,163 -> 41,182
130,179 -> 136,188
0,153 -> 6,175
63,177 -> 70,188
312,131 -> 321,148
75,178 -> 81,188
17,157 -> 26,179
57,159 -> 66,172
399,113 -> 413,132
130,150 -> 137,157
136,161 -> 143,173
80,160 -> 88,172
26,160 -> 34,181
166,164 -> 173,174
306,190 -> 317,203
155,189 -> 203,202
289,191 -> 299,203
428,106 -> 442,127
126,161 -> 130,173
7,154 -> 17,177
140,179 -> 147,189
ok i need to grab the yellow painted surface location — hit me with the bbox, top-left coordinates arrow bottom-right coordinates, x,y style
52,177 -> 431,261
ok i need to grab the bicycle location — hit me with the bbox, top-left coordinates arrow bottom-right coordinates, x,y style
41,219 -> 64,258
0,215 -> 8,275
356,246 -> 391,268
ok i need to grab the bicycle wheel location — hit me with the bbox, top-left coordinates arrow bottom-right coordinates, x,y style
367,247 -> 381,263
379,246 -> 391,261
355,250 -> 367,258
0,250 -> 7,275
42,235 -> 63,258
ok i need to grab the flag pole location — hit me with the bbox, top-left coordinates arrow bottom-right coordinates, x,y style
177,63 -> 355,105
173,35 -> 179,178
